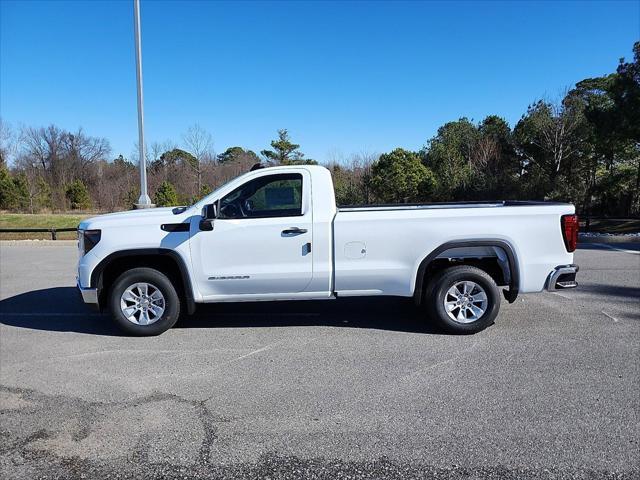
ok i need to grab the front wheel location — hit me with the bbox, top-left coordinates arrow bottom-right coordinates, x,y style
109,267 -> 181,336
425,265 -> 501,333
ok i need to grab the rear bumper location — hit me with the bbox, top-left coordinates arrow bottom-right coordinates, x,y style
546,264 -> 579,291
77,282 -> 99,306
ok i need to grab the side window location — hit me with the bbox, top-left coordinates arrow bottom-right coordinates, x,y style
218,173 -> 303,219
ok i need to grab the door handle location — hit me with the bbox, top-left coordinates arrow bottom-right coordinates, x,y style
281,227 -> 307,237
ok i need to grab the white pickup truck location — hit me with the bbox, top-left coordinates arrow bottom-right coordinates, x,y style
77,164 -> 579,335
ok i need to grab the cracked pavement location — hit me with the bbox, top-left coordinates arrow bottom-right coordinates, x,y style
0,242 -> 638,479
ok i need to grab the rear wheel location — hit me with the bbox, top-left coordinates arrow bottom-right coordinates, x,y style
425,265 -> 500,333
109,267 -> 181,336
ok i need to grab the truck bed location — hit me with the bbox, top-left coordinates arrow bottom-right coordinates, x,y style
332,200 -> 575,297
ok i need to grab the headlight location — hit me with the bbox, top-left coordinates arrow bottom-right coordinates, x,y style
80,229 -> 101,255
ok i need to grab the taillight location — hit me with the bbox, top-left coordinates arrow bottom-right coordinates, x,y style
561,214 -> 578,252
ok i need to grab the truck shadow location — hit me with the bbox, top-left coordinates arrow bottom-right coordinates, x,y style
0,287 -> 441,336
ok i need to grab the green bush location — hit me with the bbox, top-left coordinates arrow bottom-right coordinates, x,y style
154,181 -> 179,206
0,166 -> 30,210
370,148 -> 436,203
65,180 -> 92,210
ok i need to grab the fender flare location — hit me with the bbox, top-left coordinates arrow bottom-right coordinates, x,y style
90,248 -> 196,315
413,239 -> 520,304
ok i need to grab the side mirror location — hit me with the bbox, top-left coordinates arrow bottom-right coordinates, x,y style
199,203 -> 217,231
205,203 -> 218,219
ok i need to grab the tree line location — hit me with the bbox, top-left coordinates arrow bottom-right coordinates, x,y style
1,42 -> 638,216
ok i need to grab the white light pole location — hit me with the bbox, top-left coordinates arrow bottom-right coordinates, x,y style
133,0 -> 153,208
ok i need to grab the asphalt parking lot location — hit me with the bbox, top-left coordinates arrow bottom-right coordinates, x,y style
0,242 -> 638,479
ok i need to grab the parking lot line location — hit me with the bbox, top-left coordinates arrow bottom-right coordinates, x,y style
590,242 -> 640,255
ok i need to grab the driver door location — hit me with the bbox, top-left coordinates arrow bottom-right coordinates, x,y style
192,171 -> 313,298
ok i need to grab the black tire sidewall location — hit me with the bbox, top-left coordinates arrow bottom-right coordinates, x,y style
427,266 -> 500,333
109,268 -> 181,336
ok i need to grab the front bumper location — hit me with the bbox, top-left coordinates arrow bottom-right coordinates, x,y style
77,282 -> 99,306
546,264 -> 579,291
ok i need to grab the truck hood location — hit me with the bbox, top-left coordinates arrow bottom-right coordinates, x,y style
79,207 -> 196,230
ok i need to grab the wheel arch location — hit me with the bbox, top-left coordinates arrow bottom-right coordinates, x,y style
413,239 -> 520,305
91,249 -> 196,315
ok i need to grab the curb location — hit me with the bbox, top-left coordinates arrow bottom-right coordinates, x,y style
0,240 -> 77,246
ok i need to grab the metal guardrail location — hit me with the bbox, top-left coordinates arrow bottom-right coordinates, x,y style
0,227 -> 78,240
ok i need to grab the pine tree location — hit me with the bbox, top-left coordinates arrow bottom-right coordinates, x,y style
65,180 -> 92,210
154,181 -> 179,206
261,129 -> 317,165
0,165 -> 30,210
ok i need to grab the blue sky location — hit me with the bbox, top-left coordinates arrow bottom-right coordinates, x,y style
1,0 -> 638,163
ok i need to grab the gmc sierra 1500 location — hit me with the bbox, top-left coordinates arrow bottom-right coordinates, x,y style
77,165 -> 579,335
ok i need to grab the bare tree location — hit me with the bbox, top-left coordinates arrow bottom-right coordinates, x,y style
15,125 -> 110,210
20,162 -> 49,213
0,118 -> 16,166
183,124 -> 214,194
17,125 -> 65,208
471,136 -> 500,170
62,128 -> 111,181
20,125 -> 63,174
539,100 -> 583,175
516,93 -> 585,188
326,151 -> 377,205
350,151 -> 377,203
93,156 -> 137,212
150,140 -> 177,165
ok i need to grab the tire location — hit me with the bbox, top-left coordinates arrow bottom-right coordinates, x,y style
424,265 -> 501,334
109,267 -> 181,336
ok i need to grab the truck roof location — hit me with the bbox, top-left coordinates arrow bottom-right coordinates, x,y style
249,164 -> 329,172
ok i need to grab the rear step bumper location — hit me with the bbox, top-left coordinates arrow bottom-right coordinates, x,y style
546,264 -> 579,291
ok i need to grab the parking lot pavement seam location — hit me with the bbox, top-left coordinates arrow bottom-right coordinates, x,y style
399,340 -> 481,382
600,311 -> 619,323
226,339 -> 288,364
549,291 -> 574,300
